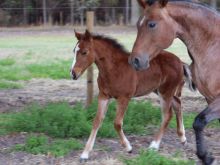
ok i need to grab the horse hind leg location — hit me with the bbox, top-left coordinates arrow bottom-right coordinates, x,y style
114,97 -> 132,153
193,97 -> 220,165
172,96 -> 187,145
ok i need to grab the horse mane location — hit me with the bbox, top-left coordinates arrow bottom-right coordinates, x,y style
146,0 -> 218,14
92,34 -> 130,56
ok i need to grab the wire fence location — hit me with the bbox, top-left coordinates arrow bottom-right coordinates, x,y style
0,5 -> 219,27
0,7 -> 133,27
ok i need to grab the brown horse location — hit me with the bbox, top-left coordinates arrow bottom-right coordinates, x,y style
70,30 -> 194,161
130,0 -> 220,164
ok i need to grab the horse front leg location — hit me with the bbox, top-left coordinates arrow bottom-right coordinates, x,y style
80,94 -> 109,161
149,96 -> 173,150
193,97 -> 220,165
114,97 -> 132,153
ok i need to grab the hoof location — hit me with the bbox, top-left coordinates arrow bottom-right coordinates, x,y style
80,158 -> 88,163
181,140 -> 187,146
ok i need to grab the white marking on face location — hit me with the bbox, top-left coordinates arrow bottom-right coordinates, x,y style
140,16 -> 146,26
71,42 -> 80,70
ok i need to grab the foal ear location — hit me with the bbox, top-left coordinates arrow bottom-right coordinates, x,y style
159,0 -> 168,7
137,0 -> 147,9
74,30 -> 82,40
85,29 -> 92,41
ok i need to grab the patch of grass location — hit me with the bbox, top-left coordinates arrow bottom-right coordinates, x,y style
0,100 -> 219,138
14,134 -> 82,157
0,60 -> 71,82
26,60 -> 70,79
0,80 -> 22,89
0,58 -> 15,66
123,150 -> 195,165
0,66 -> 31,81
0,100 -> 160,138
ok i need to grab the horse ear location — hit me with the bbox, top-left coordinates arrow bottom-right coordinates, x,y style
137,0 -> 147,9
74,30 -> 82,40
85,29 -> 92,41
159,0 -> 168,7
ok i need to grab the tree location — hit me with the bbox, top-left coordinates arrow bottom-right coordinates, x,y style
211,0 -> 217,8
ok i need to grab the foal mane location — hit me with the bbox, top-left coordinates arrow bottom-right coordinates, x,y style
92,34 -> 130,56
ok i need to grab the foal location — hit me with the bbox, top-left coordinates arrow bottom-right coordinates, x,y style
70,30 -> 193,161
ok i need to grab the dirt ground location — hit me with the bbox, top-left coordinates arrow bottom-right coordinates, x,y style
0,78 -> 220,165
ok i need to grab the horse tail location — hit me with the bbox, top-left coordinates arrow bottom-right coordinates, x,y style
183,63 -> 197,92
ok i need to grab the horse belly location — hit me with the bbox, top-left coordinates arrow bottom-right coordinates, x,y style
134,71 -> 161,97
192,63 -> 220,101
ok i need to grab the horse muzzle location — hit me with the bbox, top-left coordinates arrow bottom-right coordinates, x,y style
70,69 -> 80,80
129,53 -> 150,71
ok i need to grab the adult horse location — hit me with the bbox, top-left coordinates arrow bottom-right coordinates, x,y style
129,0 -> 220,164
70,30 -> 194,161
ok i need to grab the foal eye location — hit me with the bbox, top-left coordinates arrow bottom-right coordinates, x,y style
81,51 -> 87,55
147,21 -> 157,29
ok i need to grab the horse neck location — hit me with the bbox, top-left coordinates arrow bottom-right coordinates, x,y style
93,39 -> 128,77
167,2 -> 220,62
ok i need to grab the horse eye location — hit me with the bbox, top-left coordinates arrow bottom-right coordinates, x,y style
82,51 -> 87,55
148,21 -> 156,29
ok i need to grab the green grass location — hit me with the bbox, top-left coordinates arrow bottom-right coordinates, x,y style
14,134 -> 82,157
1,100 -> 219,138
27,60 -> 70,79
0,58 -> 15,66
0,80 -> 22,89
123,150 -> 195,165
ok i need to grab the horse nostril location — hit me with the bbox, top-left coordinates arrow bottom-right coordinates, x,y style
133,57 -> 140,70
71,70 -> 77,80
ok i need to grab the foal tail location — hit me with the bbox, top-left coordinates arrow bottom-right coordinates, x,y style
183,63 -> 197,92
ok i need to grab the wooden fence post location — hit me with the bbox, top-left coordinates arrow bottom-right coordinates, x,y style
86,11 -> 94,107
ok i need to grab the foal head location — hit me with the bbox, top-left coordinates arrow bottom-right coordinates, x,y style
129,0 -> 179,70
70,30 -> 94,80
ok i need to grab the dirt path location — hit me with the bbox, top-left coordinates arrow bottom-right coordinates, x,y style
0,79 -> 219,165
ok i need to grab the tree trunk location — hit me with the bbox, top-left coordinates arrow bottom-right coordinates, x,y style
70,0 -> 74,25
43,0 -> 47,25
131,0 -> 140,25
211,0 -> 217,9
125,0 -> 129,25
23,0 -> 28,25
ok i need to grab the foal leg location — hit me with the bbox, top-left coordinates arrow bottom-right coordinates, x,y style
114,97 -> 132,152
149,96 -> 173,150
193,97 -> 220,165
80,94 -> 109,161
172,96 -> 187,145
